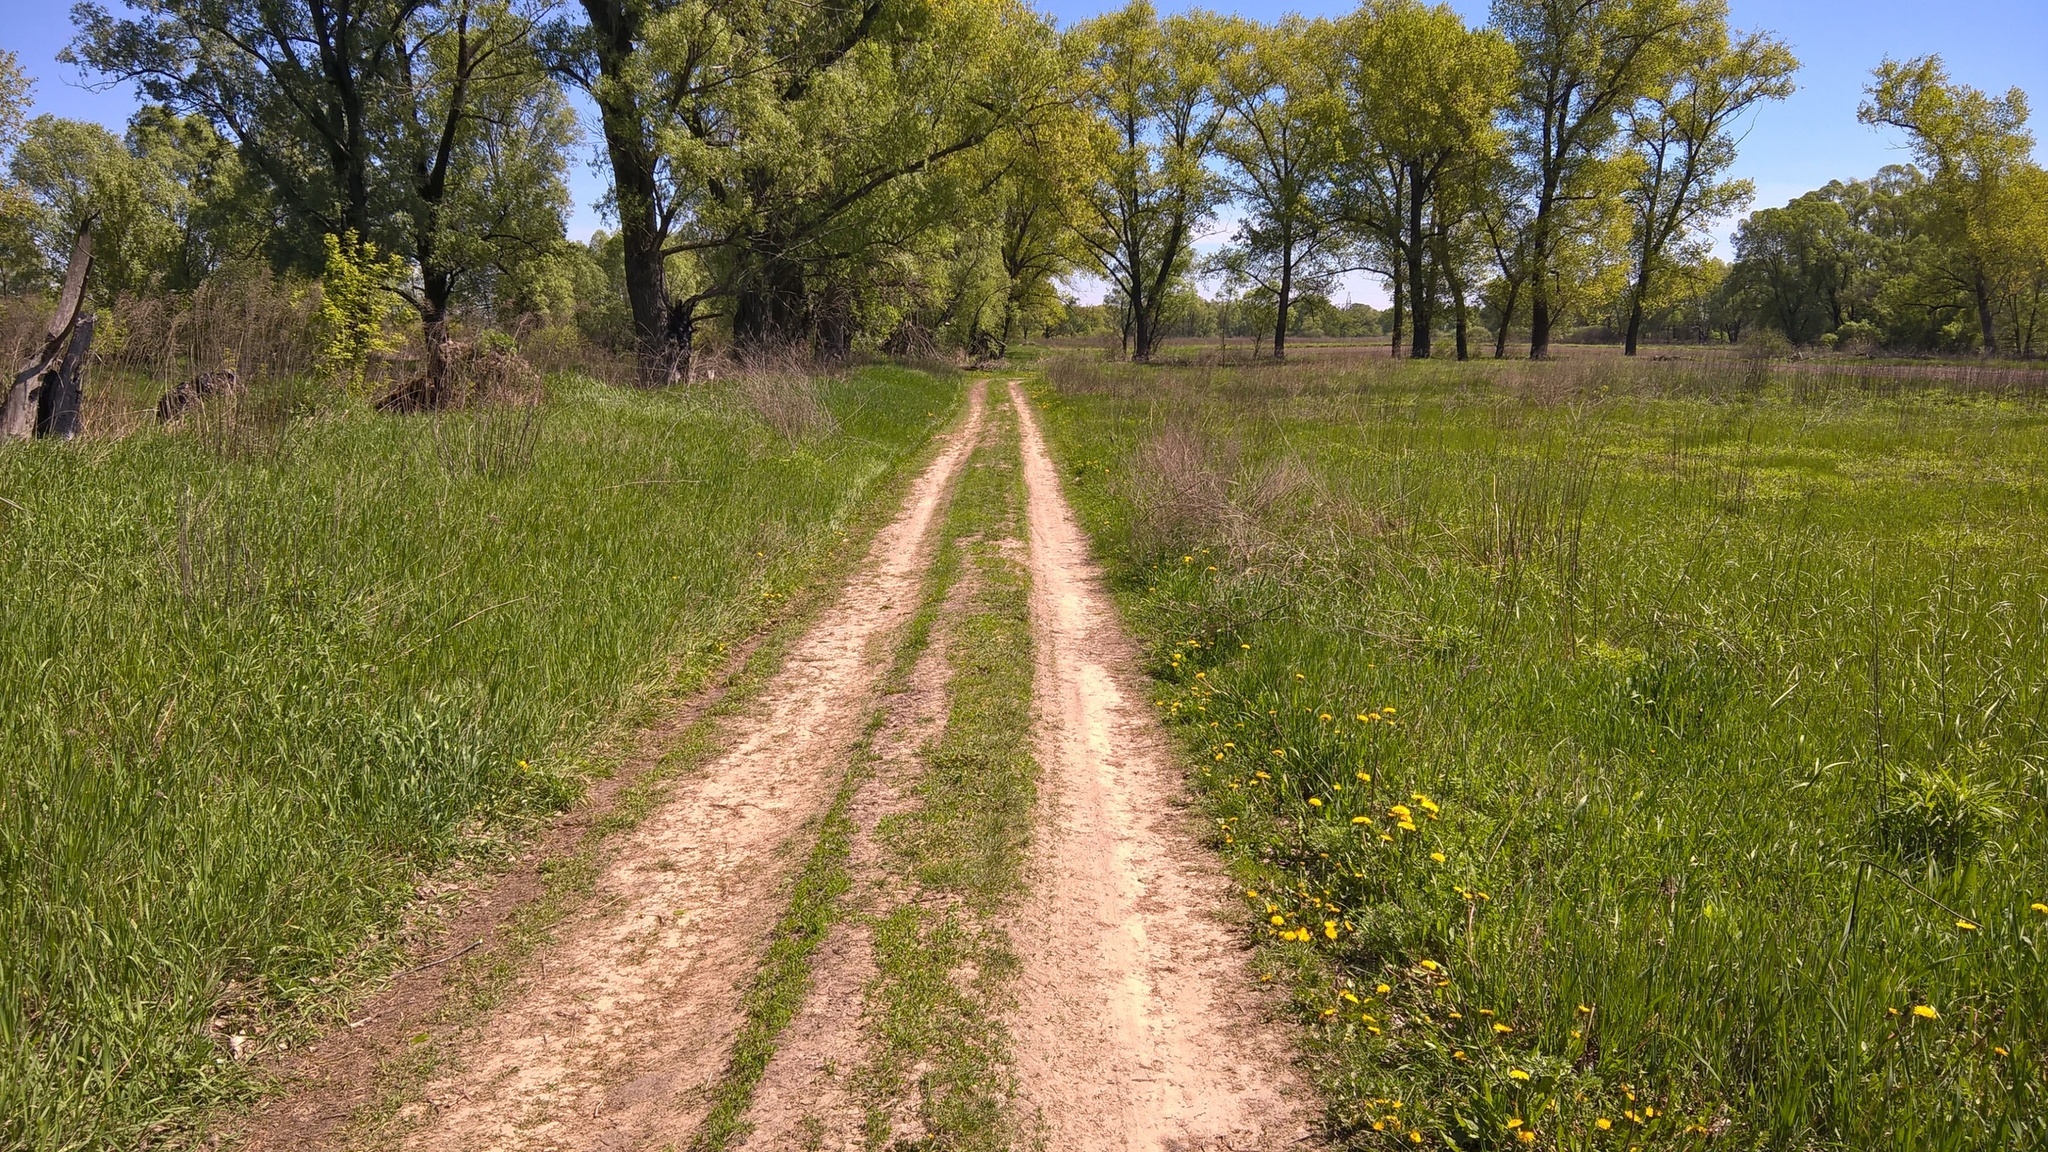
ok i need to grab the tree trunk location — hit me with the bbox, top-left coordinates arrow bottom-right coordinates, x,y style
36,316 -> 93,439
1407,165 -> 1431,360
1624,253 -> 1652,356
1447,265 -> 1469,362
1495,276 -> 1520,359
1528,219 -> 1553,359
582,0 -> 673,387
1274,244 -> 1292,362
1389,263 -> 1404,359
1974,268 -> 1999,356
4,221 -> 94,441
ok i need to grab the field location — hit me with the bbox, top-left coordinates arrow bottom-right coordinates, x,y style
0,365 -> 957,1147
1033,353 -> 2048,1149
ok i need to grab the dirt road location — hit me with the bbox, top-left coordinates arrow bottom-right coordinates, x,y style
245,379 -> 1312,1150
373,386 -> 988,1152
1003,380 -> 1312,1150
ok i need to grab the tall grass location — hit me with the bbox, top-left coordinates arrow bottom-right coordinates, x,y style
1033,354 -> 2047,1150
0,365 -> 957,1149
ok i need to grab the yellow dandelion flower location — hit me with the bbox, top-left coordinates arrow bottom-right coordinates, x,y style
1398,820 -> 1419,832
1494,1022 -> 1514,1034
1430,852 -> 1447,863
1508,1068 -> 1531,1081
1308,797 -> 1324,807
1955,919 -> 1978,931
1515,1130 -> 1536,1145
1912,1004 -> 1938,1020
1452,1049 -> 1468,1060
1596,1118 -> 1613,1131
1388,804 -> 1413,819
1505,1118 -> 1523,1129
1319,713 -> 1333,721
1408,1131 -> 1423,1144
1576,1004 -> 1592,1014
1324,921 -> 1339,939
1995,1045 -> 2010,1056
1376,983 -> 1391,994
2030,902 -> 2048,915
1420,959 -> 1440,972
1352,815 -> 1372,824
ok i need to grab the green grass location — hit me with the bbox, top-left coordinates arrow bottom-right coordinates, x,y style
0,366 -> 957,1149
1032,355 -> 2048,1151
860,384 -> 1036,1150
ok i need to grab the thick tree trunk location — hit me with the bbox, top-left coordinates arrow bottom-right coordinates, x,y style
581,0 -> 674,386
1527,218 -> 1553,359
1974,269 -> 1999,356
37,316 -> 94,439
4,222 -> 94,441
1624,254 -> 1652,356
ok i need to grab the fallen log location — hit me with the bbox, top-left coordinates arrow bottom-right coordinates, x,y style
157,368 -> 244,423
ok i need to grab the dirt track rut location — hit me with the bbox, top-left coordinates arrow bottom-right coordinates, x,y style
1004,379 -> 1314,1150
379,386 -> 987,1152
248,378 -> 1315,1151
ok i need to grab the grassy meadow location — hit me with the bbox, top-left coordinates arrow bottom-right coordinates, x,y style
1032,353 -> 2048,1150
0,366 -> 957,1148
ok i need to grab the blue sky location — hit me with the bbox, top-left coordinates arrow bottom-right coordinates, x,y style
6,0 -> 2045,303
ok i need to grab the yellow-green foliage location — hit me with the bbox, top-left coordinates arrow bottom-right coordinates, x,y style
316,230 -> 406,390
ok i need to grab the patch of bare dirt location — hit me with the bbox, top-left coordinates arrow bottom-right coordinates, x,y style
242,385 -> 988,1152
730,583 -> 962,1151
1004,379 -> 1317,1151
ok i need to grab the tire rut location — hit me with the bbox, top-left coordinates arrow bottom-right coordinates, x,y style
372,384 -> 988,1152
1004,379 -> 1316,1151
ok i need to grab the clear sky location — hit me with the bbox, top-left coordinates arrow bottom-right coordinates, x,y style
6,0 -> 2046,303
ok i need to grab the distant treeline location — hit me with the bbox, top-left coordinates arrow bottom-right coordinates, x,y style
0,0 -> 2041,400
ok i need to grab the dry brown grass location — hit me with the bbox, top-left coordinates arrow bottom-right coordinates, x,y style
727,346 -> 841,444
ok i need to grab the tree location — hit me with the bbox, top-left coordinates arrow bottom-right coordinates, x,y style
0,51 -> 35,284
1340,0 -> 1515,359
1494,0 -> 1707,358
1211,15 -> 1348,360
74,0 -> 573,402
1619,20 -> 1795,353
1860,55 -> 2035,355
1070,1 -> 1224,362
1726,191 -> 1855,344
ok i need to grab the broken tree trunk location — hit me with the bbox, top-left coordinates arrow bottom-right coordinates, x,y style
35,315 -> 93,439
2,220 -> 95,441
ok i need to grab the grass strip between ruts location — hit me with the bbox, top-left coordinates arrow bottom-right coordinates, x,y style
858,382 -> 1037,1150
687,381 -> 990,1152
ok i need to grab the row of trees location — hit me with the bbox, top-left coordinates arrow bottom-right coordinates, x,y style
2,0 -> 2041,394
1078,0 -> 1799,362
1724,60 -> 2048,356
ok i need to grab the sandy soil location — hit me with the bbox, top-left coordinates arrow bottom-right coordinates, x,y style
240,377 -> 1318,1152
728,586 -> 960,1152
358,386 -> 988,1152
1004,379 -> 1316,1151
